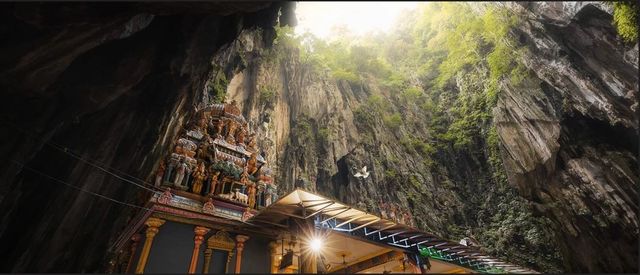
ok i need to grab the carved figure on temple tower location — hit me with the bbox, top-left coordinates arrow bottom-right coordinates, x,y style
155,161 -> 165,187
165,153 -> 181,184
177,138 -> 197,154
236,128 -> 246,145
174,160 -> 187,189
192,162 -> 206,195
246,134 -> 257,152
246,153 -> 258,175
226,119 -> 239,144
197,138 -> 212,161
214,119 -> 225,138
224,100 -> 241,116
240,166 -> 250,186
208,171 -> 221,196
247,183 -> 257,209
182,156 -> 197,189
197,111 -> 210,131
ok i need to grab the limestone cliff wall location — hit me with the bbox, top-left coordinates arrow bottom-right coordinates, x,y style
219,2 -> 637,272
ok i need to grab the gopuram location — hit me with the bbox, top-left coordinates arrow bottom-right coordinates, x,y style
107,101 -> 537,274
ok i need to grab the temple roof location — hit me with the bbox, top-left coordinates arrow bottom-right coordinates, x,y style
246,188 -> 538,274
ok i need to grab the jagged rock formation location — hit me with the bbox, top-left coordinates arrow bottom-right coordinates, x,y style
215,2 -> 637,273
0,2 -> 293,272
497,2 -> 638,272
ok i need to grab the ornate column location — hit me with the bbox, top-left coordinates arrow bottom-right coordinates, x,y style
135,217 -> 165,274
202,248 -> 213,274
234,235 -> 250,274
268,241 -> 279,273
125,234 -> 142,273
189,226 -> 211,274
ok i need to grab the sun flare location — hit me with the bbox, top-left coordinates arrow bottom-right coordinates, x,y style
295,1 -> 421,39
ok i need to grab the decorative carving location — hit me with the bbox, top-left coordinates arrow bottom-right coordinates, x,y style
215,119 -> 225,138
236,128 -> 246,145
158,188 -> 173,204
234,189 -> 248,204
241,209 -> 254,222
225,119 -> 238,144
191,162 -> 206,195
246,153 -> 258,175
154,161 -> 165,187
207,231 -> 235,251
246,134 -> 256,152
247,183 -> 256,209
174,160 -> 187,189
177,138 -> 197,153
208,171 -> 221,196
202,198 -> 215,214
224,100 -> 241,116
164,153 -> 181,185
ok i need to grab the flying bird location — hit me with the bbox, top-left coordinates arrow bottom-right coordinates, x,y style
354,166 -> 370,179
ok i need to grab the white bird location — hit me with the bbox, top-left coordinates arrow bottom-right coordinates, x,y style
354,166 -> 370,179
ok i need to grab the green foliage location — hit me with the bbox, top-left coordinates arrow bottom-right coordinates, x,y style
317,127 -> 331,144
383,113 -> 403,129
210,161 -> 242,179
207,71 -> 228,103
332,69 -> 360,83
259,86 -> 277,108
383,72 -> 408,91
384,169 -> 397,179
487,126 -> 507,183
612,1 -> 639,43
401,86 -> 423,102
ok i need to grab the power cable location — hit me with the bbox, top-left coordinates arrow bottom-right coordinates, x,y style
1,120 -> 163,193
12,159 -> 155,211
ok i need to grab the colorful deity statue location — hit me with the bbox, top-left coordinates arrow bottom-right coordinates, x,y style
225,120 -> 238,144
214,119 -> 225,138
246,153 -> 258,175
164,153 -> 182,184
191,162 -> 206,195
236,128 -> 246,145
240,166 -> 250,185
247,183 -> 257,209
197,111 -> 210,131
182,156 -> 197,188
246,134 -> 257,152
174,160 -> 187,189
208,171 -> 221,196
197,138 -> 212,161
155,160 -> 166,187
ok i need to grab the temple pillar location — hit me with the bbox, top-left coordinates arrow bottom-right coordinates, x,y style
125,234 -> 142,273
268,241 -> 279,273
189,226 -> 211,274
234,235 -> 250,274
135,217 -> 165,274
202,248 -> 213,273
